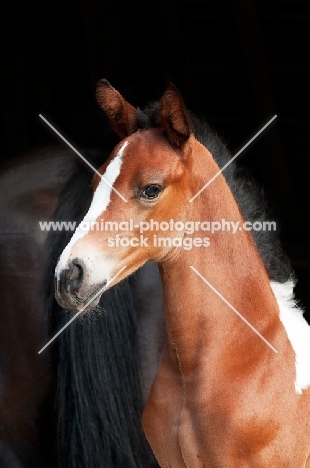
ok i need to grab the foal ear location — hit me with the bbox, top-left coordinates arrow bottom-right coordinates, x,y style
159,83 -> 192,149
96,79 -> 138,139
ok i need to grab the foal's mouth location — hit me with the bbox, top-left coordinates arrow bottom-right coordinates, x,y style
76,281 -> 107,312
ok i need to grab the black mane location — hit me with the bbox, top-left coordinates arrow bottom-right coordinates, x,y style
45,150 -> 158,468
137,102 -> 292,283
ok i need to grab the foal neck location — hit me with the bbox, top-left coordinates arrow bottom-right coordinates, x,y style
158,142 -> 280,373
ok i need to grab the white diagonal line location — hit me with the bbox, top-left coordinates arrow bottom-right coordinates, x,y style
190,265 -> 278,353
38,265 -> 127,354
39,114 -> 128,203
189,115 -> 277,202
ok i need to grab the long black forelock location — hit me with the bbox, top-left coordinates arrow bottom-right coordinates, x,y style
137,102 -> 160,129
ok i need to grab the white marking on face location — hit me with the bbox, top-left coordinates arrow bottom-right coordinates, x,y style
55,141 -> 128,278
271,280 -> 310,394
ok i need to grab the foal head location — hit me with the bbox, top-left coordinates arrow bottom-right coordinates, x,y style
55,80 -> 211,310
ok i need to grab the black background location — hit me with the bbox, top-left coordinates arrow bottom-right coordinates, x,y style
1,0 -> 309,315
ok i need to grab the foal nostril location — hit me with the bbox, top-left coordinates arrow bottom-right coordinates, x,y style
56,259 -> 85,296
68,259 -> 84,292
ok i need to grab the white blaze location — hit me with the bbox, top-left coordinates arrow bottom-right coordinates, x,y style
55,141 -> 128,278
271,280 -> 310,394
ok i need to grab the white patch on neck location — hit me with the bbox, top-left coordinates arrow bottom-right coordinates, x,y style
271,280 -> 310,394
55,141 -> 128,277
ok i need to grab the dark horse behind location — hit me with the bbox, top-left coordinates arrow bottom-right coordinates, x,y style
0,142 -> 162,467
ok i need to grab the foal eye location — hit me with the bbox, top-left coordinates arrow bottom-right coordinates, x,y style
139,185 -> 161,200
